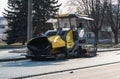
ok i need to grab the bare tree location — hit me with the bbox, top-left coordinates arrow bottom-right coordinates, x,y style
107,0 -> 120,44
66,0 -> 107,43
66,0 -> 88,14
88,0 -> 107,43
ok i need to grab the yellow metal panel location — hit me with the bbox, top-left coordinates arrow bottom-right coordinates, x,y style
66,30 -> 74,49
48,35 -> 66,49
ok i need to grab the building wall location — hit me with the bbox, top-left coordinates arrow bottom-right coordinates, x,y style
0,17 -> 8,42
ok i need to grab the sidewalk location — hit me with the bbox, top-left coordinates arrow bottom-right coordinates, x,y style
0,47 -> 120,62
0,48 -> 27,62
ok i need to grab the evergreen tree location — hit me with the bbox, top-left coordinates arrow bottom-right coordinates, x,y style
4,0 -> 28,45
32,0 -> 60,36
4,0 -> 60,45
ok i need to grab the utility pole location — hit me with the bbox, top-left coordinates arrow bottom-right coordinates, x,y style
27,0 -> 33,41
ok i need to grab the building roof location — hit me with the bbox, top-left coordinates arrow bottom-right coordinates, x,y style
53,14 -> 94,21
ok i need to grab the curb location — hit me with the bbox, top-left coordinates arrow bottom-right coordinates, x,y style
98,48 -> 120,52
0,57 -> 28,62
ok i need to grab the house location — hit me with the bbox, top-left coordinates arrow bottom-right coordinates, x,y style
0,17 -> 8,42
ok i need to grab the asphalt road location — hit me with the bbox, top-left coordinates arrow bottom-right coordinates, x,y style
31,63 -> 120,79
0,50 -> 120,79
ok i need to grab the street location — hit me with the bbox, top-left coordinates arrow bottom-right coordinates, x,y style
0,0 -> 120,79
0,50 -> 120,79
31,63 -> 120,79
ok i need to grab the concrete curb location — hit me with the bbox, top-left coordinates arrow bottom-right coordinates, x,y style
0,57 -> 28,62
98,48 -> 120,52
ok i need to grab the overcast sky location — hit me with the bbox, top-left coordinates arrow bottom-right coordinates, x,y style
1,0 -> 117,17
0,0 -> 68,17
0,0 -> 8,16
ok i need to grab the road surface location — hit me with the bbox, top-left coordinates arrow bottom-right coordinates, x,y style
0,50 -> 120,79
31,63 -> 120,79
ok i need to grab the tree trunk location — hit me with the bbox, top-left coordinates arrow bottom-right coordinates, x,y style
94,31 -> 99,44
22,41 -> 25,45
114,33 -> 119,44
22,38 -> 26,45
